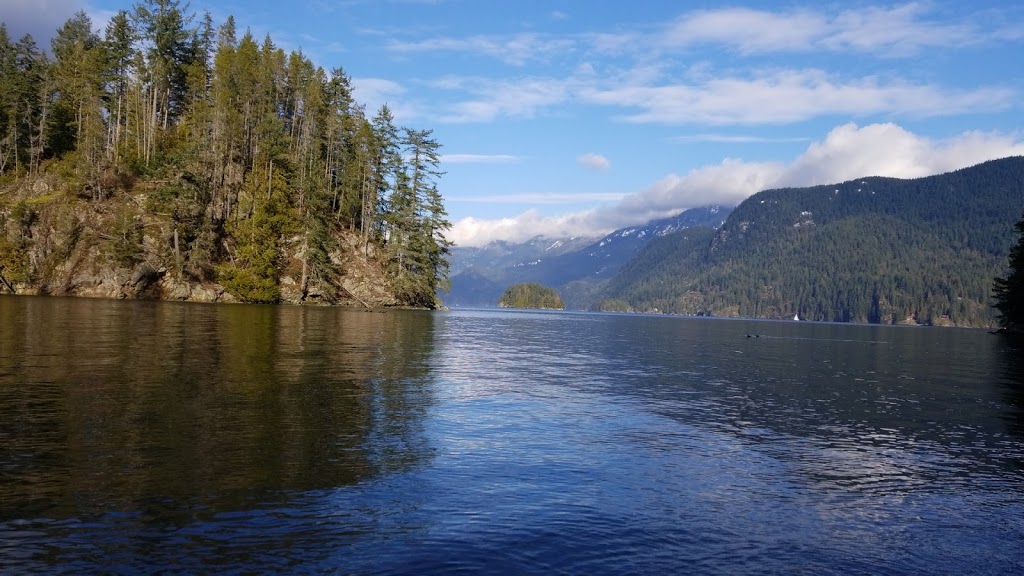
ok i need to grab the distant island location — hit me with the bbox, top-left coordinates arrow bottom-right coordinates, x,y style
499,283 -> 564,310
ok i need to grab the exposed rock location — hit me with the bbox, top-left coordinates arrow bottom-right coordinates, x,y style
191,284 -> 221,302
130,262 -> 160,287
162,276 -> 192,300
2,178 -> 408,308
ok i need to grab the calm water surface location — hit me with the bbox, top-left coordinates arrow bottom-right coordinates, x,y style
1,297 -> 1023,574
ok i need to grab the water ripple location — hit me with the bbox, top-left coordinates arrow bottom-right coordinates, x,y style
1,303 -> 1023,573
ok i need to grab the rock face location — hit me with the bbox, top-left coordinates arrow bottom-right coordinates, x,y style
1,190 -> 401,308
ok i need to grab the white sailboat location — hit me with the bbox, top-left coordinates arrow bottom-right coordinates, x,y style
793,313 -> 799,321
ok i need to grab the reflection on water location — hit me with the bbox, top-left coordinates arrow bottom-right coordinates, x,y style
2,300 -> 1024,574
0,298 -> 437,523
996,335 -> 1024,438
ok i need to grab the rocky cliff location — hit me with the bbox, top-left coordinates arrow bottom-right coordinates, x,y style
0,175 -> 401,307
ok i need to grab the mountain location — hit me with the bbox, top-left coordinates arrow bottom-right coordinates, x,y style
444,205 -> 731,307
600,157 -> 1024,327
450,235 -> 598,278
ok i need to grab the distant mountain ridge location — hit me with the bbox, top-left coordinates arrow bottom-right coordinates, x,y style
600,156 -> 1024,327
445,205 -> 731,307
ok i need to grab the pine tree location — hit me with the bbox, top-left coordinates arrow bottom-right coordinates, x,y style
15,34 -> 50,174
50,12 -> 103,167
133,0 -> 193,126
0,5 -> 454,309
102,11 -> 136,165
994,216 -> 1024,331
369,105 -> 400,243
384,128 -> 451,307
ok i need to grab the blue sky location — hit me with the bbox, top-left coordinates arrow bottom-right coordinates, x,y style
6,1 -> 1024,246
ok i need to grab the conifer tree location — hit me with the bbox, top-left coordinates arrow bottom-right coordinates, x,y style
17,35 -> 48,174
994,216 -> 1024,331
0,6 -> 454,308
383,128 -> 451,307
102,11 -> 135,165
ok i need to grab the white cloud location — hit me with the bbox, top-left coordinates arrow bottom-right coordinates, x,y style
350,77 -> 419,120
661,4 -> 988,56
662,7 -> 826,53
448,122 -> 1024,246
670,134 -> 812,144
583,69 -> 1014,125
577,153 -> 610,171
423,65 -> 1013,126
391,4 -> 1018,127
351,77 -> 405,100
441,154 -> 520,164
448,191 -> 626,204
780,122 -> 1024,185
436,76 -> 573,123
388,33 -> 575,66
822,4 -> 978,56
449,209 -> 609,246
383,4 -> 1014,73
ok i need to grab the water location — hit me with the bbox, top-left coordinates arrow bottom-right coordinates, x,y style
1,297 -> 1023,574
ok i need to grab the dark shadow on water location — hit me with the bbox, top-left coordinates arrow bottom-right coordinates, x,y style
995,334 -> 1024,439
0,297 -> 439,524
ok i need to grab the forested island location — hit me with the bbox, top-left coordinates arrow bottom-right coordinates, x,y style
499,283 -> 564,310
0,2 -> 451,308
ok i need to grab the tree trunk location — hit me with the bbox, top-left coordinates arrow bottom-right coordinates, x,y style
299,237 -> 309,301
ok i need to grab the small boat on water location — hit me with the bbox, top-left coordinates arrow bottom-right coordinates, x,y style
793,314 -> 799,321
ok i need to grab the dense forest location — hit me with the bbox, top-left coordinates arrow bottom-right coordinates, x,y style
0,1 -> 451,307
994,215 -> 1024,332
600,157 -> 1024,327
498,283 -> 564,310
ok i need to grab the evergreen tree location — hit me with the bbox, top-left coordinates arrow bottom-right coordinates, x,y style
994,215 -> 1024,331
52,12 -> 110,196
102,11 -> 136,165
0,6 -> 453,308
383,128 -> 450,307
133,0 -> 194,128
369,104 -> 400,241
0,25 -> 16,174
15,34 -> 50,174
499,283 -> 564,309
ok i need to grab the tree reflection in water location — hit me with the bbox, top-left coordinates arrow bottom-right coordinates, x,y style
0,298 -> 439,523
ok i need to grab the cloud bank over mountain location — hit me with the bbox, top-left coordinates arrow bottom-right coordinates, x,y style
448,122 -> 1024,246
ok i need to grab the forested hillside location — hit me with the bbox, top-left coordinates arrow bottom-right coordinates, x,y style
0,2 -> 451,307
601,157 -> 1024,327
447,206 -> 730,308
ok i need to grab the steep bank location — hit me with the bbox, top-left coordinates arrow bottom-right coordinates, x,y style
0,10 -> 451,309
0,175 -> 402,307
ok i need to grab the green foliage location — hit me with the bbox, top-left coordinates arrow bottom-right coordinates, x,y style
0,236 -> 30,285
382,128 -> 451,308
994,216 -> 1024,330
218,168 -> 295,303
499,282 -> 564,309
0,8 -> 452,308
10,200 -> 38,229
603,158 -> 1024,327
109,207 -> 144,267
595,298 -> 632,313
